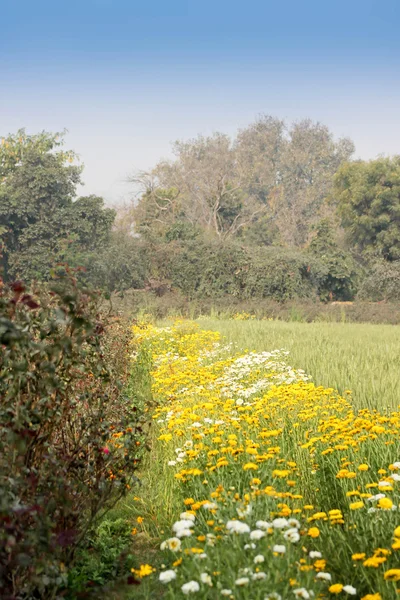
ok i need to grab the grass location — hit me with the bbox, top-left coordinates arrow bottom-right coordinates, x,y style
198,318 -> 400,411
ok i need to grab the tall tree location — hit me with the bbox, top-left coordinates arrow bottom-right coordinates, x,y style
133,116 -> 354,246
0,130 -> 115,281
334,157 -> 400,261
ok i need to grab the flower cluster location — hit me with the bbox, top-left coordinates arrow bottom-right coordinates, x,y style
132,320 -> 400,599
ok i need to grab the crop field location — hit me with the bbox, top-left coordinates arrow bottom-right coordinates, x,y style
198,318 -> 400,411
125,319 -> 400,600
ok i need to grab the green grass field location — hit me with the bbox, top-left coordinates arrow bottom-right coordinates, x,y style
198,318 -> 400,411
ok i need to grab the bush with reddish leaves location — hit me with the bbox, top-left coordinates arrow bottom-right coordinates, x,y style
0,274 -> 145,599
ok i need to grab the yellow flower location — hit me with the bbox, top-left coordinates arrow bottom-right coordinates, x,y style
361,595 -> 381,600
363,556 -> 387,567
384,568 -> 400,581
358,464 -> 369,471
377,497 -> 393,510
243,462 -> 258,470
136,516 -> 144,524
308,527 -> 320,538
350,501 -> 364,510
131,564 -> 154,578
351,553 -> 366,561
329,583 -> 343,594
394,526 -> 400,538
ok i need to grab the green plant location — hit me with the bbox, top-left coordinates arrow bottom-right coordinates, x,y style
0,273 -> 146,598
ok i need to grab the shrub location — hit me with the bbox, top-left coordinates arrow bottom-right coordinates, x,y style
357,260 -> 400,301
0,274 -> 146,599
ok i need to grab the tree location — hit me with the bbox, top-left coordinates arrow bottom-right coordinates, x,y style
308,219 -> 359,301
0,129 -> 115,281
334,157 -> 400,261
132,116 -> 354,246
132,132 -> 267,240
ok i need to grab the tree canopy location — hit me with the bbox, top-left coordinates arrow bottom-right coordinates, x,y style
0,130 -> 115,282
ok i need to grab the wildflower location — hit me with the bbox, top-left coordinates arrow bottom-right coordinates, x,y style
351,553 -> 365,561
254,554 -> 265,563
358,464 -> 369,471
181,580 -> 200,594
159,570 -> 177,583
131,564 -> 154,578
226,520 -> 250,534
329,583 -> 344,594
243,462 -> 258,470
256,520 -> 272,530
293,589 -> 311,599
350,501 -> 364,510
253,571 -> 267,580
284,528 -> 300,543
384,568 -> 400,581
363,556 -> 387,567
221,590 -> 232,596
273,544 -> 286,554
343,585 -> 357,595
272,518 -> 289,528
394,526 -> 400,537
250,529 -> 265,540
136,516 -> 144,524
316,572 -> 331,581
160,537 -> 181,551
361,595 -> 381,600
200,573 -> 212,586
235,577 -> 250,586
180,512 -> 196,521
308,527 -> 320,538
377,497 -> 393,509
309,551 -> 322,559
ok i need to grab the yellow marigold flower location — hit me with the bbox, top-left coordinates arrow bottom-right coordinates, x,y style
358,464 -> 369,471
363,556 -> 387,567
329,584 -> 344,594
361,595 -> 382,600
392,539 -> 400,550
308,527 -> 320,538
273,469 -> 290,478
184,498 -> 195,505
314,559 -> 326,571
131,564 -> 154,578
173,557 -> 182,567
243,462 -> 258,470
352,553 -> 366,561
377,497 -> 393,510
350,501 -> 364,510
394,526 -> 400,538
136,516 -> 144,524
384,568 -> 400,581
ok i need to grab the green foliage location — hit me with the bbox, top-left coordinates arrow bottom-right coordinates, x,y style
67,518 -> 135,595
0,129 -> 115,282
308,219 -> 360,301
334,156 -> 400,261
0,274 -> 146,598
357,260 -> 400,301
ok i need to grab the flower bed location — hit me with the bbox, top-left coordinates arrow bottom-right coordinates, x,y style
132,320 -> 400,599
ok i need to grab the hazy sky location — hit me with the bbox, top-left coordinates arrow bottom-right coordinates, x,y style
1,0 -> 400,204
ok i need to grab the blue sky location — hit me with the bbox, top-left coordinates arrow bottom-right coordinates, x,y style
1,0 -> 400,203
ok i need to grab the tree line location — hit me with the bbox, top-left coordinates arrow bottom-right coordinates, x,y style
1,119 -> 400,303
